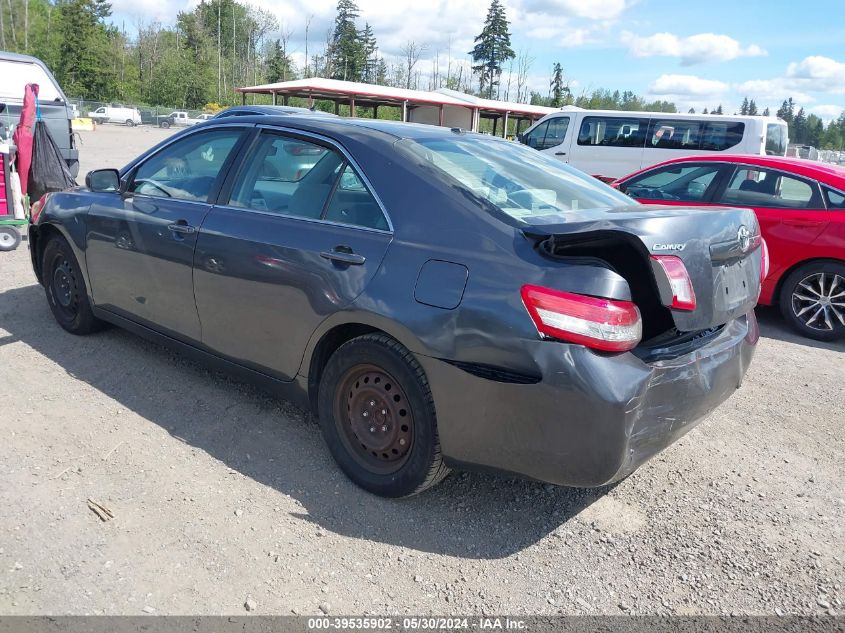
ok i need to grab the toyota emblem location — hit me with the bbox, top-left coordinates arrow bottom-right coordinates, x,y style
737,225 -> 751,253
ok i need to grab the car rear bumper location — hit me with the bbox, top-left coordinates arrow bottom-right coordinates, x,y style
418,312 -> 758,487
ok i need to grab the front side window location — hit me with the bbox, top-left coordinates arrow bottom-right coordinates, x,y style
577,116 -> 649,148
130,128 -> 243,201
229,132 -> 387,230
721,167 -> 820,209
396,135 -> 633,224
538,117 -> 569,150
623,163 -> 723,202
522,121 -> 548,149
765,123 -> 788,156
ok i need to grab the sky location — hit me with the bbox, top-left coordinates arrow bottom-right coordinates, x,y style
108,0 -> 845,121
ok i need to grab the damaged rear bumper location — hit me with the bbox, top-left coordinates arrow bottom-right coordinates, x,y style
418,312 -> 758,487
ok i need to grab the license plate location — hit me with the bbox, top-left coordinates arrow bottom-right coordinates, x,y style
715,259 -> 753,311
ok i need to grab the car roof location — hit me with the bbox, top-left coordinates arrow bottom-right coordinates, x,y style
215,105 -> 337,117
618,154 -> 845,186
205,114 -> 492,143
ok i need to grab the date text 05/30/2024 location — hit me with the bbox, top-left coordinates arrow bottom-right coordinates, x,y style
307,617 -> 527,630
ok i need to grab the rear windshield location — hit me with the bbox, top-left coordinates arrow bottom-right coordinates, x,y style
765,123 -> 788,156
395,135 -> 633,223
0,60 -> 63,102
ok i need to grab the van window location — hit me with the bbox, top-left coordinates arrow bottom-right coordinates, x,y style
0,60 -> 62,102
700,122 -> 745,151
648,119 -> 703,150
577,116 -> 648,148
540,117 -> 569,149
765,123 -> 788,156
522,121 -> 548,149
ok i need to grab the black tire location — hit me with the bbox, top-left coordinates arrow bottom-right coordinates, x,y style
778,261 -> 845,342
317,334 -> 450,497
125,119 -> 135,127
160,120 -> 171,129
42,235 -> 104,335
0,227 -> 21,252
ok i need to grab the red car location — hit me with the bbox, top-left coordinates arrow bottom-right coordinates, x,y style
614,155 -> 845,341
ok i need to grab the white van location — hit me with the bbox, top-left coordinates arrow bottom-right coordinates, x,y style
518,107 -> 789,181
87,105 -> 142,126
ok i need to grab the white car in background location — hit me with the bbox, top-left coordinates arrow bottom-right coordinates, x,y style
87,105 -> 142,127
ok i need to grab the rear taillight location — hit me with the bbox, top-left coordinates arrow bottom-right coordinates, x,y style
520,284 -> 642,352
30,194 -> 49,223
650,255 -> 696,311
760,238 -> 770,283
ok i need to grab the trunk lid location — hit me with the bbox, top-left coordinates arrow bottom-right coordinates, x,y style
523,204 -> 763,333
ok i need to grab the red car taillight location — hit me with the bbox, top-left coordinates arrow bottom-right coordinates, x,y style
760,238 -> 770,283
30,194 -> 49,223
520,284 -> 642,352
650,255 -> 697,311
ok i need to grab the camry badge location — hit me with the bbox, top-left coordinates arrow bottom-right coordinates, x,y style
653,243 -> 686,252
737,225 -> 751,253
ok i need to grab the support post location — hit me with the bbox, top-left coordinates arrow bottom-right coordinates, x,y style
373,105 -> 379,120
272,91 -> 277,105
402,100 -> 408,122
241,92 -> 246,105
503,111 -> 509,138
350,96 -> 356,117
492,116 -> 498,137
334,101 -> 340,115
308,90 -> 313,108
283,95 -> 289,106
439,104 -> 444,126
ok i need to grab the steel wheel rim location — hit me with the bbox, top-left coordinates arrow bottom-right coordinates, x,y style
0,231 -> 14,248
334,364 -> 414,475
50,256 -> 80,319
791,272 -> 845,331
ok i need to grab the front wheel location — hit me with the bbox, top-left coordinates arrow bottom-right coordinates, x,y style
0,227 -> 21,252
779,261 -> 845,341
317,334 -> 449,497
125,119 -> 135,127
42,236 -> 104,335
159,120 -> 170,129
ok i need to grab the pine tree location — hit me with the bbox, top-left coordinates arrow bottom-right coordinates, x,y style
747,99 -> 758,116
55,0 -> 117,99
549,62 -> 566,107
763,106 -> 770,117
793,107 -> 807,144
702,108 -> 709,114
359,22 -> 378,83
329,0 -> 364,81
740,97 -> 749,115
715,104 -> 723,115
688,107 -> 695,114
776,98 -> 795,125
470,0 -> 515,99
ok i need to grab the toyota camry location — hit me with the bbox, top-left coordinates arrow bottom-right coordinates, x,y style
29,116 -> 763,497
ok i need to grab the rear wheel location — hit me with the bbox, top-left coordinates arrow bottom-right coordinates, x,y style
779,261 -> 845,341
159,120 -> 170,129
0,227 -> 21,252
317,334 -> 449,497
42,235 -> 103,335
125,119 -> 135,127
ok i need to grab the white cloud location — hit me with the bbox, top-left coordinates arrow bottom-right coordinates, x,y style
622,31 -> 767,66
785,56 -> 845,94
648,74 -> 729,97
808,104 -> 845,122
734,78 -> 814,105
518,0 -> 630,20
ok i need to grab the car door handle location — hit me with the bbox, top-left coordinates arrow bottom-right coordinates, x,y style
320,248 -> 366,266
554,151 -> 567,156
168,222 -> 196,235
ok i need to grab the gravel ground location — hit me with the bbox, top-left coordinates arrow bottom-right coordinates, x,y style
0,125 -> 843,617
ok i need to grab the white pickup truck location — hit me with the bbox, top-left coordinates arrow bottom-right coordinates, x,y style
156,111 -> 205,128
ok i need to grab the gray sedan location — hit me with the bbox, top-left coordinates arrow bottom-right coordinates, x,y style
28,116 -> 762,497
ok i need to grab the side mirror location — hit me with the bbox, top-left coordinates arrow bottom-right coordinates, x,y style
86,169 -> 120,192
516,133 -> 525,143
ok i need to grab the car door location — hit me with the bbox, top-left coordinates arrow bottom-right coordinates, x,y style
715,166 -> 830,284
569,115 -> 648,181
532,116 -> 572,162
193,128 -> 393,380
85,126 -> 249,342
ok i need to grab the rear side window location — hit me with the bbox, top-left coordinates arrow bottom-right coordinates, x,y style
823,187 -> 845,209
721,168 -> 820,209
623,163 -> 723,202
577,116 -> 649,148
0,60 -> 62,102
230,133 -> 387,230
700,122 -> 745,151
648,119 -> 703,150
765,123 -> 788,156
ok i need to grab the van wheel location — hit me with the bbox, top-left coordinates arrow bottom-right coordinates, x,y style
317,334 -> 450,497
42,235 -> 104,335
0,227 -> 21,252
160,120 -> 170,129
125,119 -> 135,127
779,261 -> 845,341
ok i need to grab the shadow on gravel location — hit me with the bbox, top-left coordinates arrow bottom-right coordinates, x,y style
755,305 -> 845,353
1,283 -> 610,559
